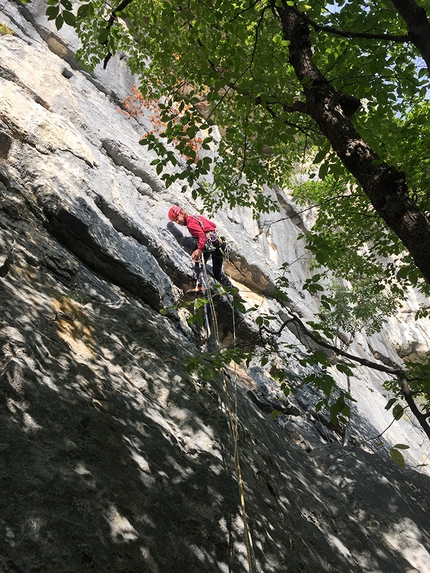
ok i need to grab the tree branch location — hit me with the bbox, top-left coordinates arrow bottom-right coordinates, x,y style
399,376 -> 430,440
264,310 -> 405,376
263,306 -> 430,440
228,0 -> 262,23
296,7 -> 409,43
103,0 -> 136,68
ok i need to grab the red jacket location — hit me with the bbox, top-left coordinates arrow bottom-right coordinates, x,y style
186,215 -> 216,250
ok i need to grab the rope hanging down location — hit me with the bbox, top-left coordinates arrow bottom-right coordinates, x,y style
194,259 -> 257,573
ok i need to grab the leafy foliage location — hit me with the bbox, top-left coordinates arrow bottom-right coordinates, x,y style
39,0 -> 430,252
37,0 -> 430,204
187,347 -> 252,381
318,279 -> 397,339
45,0 -> 76,30
292,174 -> 427,299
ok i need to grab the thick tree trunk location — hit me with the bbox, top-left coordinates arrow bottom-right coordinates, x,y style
276,4 -> 430,283
391,0 -> 430,74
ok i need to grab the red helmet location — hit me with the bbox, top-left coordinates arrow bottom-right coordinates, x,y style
168,205 -> 183,221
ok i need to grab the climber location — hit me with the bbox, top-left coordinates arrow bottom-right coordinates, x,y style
168,205 -> 232,288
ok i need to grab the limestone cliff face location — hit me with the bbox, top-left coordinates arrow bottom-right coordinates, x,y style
0,3 -> 430,572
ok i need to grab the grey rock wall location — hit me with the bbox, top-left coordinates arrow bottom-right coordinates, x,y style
1,2 -> 430,572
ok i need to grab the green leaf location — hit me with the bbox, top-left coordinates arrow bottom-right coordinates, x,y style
63,10 -> 76,26
389,447 -> 405,467
336,362 -> 354,375
77,3 -> 90,19
55,13 -> 64,29
313,146 -> 330,164
392,404 -> 404,421
46,5 -> 60,19
318,161 -> 329,180
98,27 -> 109,44
385,397 -> 397,410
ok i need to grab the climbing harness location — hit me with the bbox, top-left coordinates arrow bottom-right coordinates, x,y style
204,230 -> 229,256
189,215 -> 229,255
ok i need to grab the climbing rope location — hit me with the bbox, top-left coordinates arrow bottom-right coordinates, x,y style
220,367 -> 257,573
196,261 -> 218,341
223,246 -> 237,346
194,264 -> 211,339
194,257 -> 257,573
